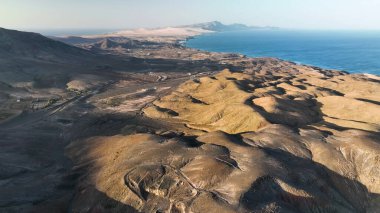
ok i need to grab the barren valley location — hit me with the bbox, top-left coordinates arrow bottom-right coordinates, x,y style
0,23 -> 379,213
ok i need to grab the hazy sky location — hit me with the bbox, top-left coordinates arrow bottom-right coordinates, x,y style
1,0 -> 380,30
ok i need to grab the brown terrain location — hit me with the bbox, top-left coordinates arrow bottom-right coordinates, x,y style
0,24 -> 379,213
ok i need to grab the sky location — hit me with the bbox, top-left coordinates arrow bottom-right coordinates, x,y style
1,0 -> 380,31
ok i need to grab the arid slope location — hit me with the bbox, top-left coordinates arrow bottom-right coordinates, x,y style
67,60 -> 380,212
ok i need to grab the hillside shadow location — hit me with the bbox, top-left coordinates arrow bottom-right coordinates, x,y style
241,147 -> 379,213
245,96 -> 323,128
69,188 -> 139,213
29,188 -> 139,213
65,125 -> 379,212
313,101 -> 380,134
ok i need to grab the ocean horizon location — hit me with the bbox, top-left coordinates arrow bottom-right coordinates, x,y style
186,29 -> 380,75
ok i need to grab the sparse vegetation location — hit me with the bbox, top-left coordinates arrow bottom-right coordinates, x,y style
46,98 -> 58,107
0,108 -> 21,122
0,111 -> 13,121
106,97 -> 124,107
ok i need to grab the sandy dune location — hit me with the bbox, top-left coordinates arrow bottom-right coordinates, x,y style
83,27 -> 212,43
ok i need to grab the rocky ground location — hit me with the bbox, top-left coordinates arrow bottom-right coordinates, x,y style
0,27 -> 379,212
67,60 -> 380,213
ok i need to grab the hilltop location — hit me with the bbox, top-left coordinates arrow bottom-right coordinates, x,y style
0,28 -> 148,88
0,28 -> 95,61
184,21 -> 278,31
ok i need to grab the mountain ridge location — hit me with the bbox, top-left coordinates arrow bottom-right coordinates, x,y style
0,27 -> 94,60
182,21 -> 279,31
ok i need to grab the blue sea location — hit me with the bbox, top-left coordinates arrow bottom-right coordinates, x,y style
186,30 -> 380,75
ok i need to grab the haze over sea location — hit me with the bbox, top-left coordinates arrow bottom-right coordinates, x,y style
186,30 -> 380,75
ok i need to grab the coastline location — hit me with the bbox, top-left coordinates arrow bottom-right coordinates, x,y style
1,26 -> 380,212
182,32 -> 346,75
184,30 -> 380,76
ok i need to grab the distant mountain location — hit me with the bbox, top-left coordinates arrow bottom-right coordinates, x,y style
52,35 -> 159,49
184,21 -> 278,32
0,28 -> 130,88
92,38 -> 121,49
0,27 -> 96,62
88,38 -> 154,49
51,36 -> 104,45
